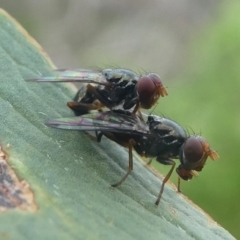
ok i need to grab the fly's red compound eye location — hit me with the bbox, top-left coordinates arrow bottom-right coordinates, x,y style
136,74 -> 168,109
183,136 -> 204,163
137,75 -> 156,105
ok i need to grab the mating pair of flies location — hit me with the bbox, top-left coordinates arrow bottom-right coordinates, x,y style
28,68 -> 219,205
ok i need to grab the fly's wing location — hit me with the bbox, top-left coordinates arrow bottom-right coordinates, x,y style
26,69 -> 108,86
46,111 -> 150,135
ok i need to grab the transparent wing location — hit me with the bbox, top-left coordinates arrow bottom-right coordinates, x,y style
46,111 -> 150,135
26,69 -> 108,85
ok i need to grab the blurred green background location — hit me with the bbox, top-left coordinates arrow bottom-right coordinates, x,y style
1,0 -> 239,238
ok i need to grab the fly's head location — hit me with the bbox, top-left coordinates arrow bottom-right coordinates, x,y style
136,73 -> 168,109
177,135 -> 219,180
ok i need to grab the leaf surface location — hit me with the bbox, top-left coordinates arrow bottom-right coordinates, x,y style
0,9 -> 235,240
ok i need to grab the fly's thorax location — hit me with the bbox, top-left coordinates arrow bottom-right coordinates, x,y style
102,69 -> 138,83
147,115 -> 187,139
160,118 -> 187,139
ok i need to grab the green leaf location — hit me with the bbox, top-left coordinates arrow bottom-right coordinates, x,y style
0,9 -> 235,240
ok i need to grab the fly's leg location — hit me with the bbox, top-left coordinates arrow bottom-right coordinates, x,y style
146,158 -> 153,165
84,131 -> 104,143
67,99 -> 104,114
96,132 -> 104,142
177,177 -> 181,193
155,158 -> 176,205
86,84 -> 114,110
67,83 -> 111,115
137,109 -> 145,121
68,84 -> 104,115
83,132 -> 97,141
132,101 -> 139,115
131,102 -> 144,121
123,97 -> 140,117
111,139 -> 135,187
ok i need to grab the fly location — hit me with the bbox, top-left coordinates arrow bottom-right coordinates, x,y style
27,68 -> 168,116
45,110 -> 219,205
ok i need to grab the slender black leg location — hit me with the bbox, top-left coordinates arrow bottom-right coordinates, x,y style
84,131 -> 104,143
96,132 -> 104,142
